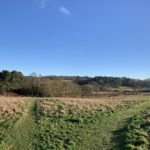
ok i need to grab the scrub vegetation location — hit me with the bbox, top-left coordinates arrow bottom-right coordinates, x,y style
1,70 -> 150,97
0,95 -> 150,149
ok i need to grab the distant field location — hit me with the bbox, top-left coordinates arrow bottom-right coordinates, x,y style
0,95 -> 150,149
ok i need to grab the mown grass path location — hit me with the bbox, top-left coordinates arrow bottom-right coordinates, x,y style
1,100 -> 38,150
79,99 -> 150,150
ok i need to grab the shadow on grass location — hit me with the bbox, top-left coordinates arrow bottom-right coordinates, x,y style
111,118 -> 132,150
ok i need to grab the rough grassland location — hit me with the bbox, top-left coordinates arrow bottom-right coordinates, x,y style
0,97 -> 29,149
80,100 -> 150,150
0,95 -> 150,150
122,111 -> 150,150
1,100 -> 38,150
36,96 -> 150,150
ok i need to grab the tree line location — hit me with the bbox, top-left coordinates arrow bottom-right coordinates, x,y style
0,70 -> 24,94
0,70 -> 150,97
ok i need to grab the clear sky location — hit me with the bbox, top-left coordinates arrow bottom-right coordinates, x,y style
0,0 -> 150,79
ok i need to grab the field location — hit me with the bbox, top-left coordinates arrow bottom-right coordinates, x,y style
0,95 -> 150,149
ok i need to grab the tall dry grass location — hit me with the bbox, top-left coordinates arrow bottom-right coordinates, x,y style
38,95 -> 148,115
0,97 -> 30,117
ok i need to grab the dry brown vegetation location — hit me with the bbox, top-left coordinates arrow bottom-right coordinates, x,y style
0,95 -> 147,117
37,94 -> 147,116
58,94 -> 145,107
0,95 -> 150,149
0,97 -> 30,118
0,94 -> 148,118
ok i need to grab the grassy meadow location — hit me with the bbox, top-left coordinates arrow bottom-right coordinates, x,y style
0,95 -> 150,149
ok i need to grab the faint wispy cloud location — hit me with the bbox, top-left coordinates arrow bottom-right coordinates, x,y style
35,0 -> 51,9
59,6 -> 71,16
35,1 -> 71,16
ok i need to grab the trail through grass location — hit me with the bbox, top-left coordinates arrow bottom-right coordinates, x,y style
1,97 -> 150,150
123,112 -> 150,149
79,100 -> 150,150
1,100 -> 38,150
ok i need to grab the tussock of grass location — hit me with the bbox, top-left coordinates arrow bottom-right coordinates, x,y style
123,111 -> 150,150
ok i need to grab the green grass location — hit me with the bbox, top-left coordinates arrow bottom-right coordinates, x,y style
78,100 -> 150,150
0,100 -> 39,150
0,115 -> 20,146
1,97 -> 150,150
35,98 -> 150,150
122,111 -> 150,150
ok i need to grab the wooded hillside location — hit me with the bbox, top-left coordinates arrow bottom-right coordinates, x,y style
0,70 -> 150,97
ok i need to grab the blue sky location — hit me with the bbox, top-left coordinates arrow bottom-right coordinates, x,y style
0,0 -> 150,79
